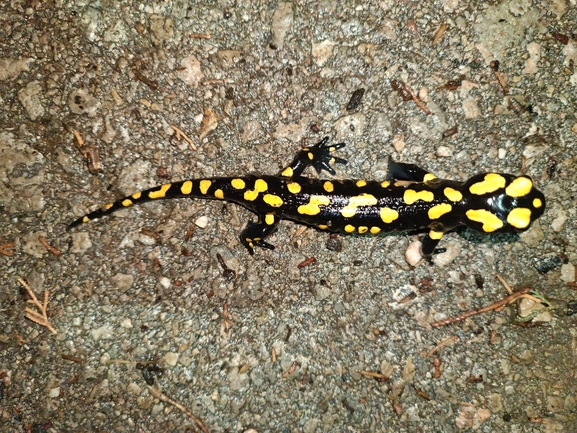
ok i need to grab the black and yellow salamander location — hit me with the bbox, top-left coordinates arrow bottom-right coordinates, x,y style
70,137 -> 546,260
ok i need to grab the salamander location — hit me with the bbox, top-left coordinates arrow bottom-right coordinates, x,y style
69,137 -> 546,260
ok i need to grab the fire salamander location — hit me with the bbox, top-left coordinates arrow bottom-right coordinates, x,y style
70,137 -> 546,260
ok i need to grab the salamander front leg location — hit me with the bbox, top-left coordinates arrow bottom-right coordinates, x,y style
420,230 -> 447,263
240,213 -> 279,255
280,136 -> 347,178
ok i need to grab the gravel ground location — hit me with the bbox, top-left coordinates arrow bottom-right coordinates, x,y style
1,1 -> 577,432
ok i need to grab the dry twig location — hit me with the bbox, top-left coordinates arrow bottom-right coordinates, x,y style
282,361 -> 298,378
72,129 -> 84,148
18,277 -> 57,334
148,385 -> 211,433
432,23 -> 447,45
423,335 -> 459,357
38,235 -> 61,257
490,60 -> 509,94
189,33 -> 211,39
430,287 -> 531,328
170,124 -> 197,150
0,239 -> 16,256
391,80 -> 431,115
360,370 -> 390,381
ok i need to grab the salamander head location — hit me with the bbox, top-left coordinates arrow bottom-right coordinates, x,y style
463,173 -> 546,234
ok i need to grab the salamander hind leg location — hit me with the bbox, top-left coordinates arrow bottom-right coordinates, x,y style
280,136 -> 347,178
387,158 -> 436,182
240,213 -> 279,254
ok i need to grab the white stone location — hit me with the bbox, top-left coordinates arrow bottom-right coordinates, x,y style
18,81 -> 44,120
271,2 -> 293,49
195,215 -> 209,228
312,40 -> 335,66
0,58 -> 34,81
560,263 -> 575,283
164,352 -> 179,367
177,55 -> 204,88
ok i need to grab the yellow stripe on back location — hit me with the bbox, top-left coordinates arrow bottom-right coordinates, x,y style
403,189 -> 434,205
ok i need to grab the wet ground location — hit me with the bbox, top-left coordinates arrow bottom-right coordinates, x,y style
1,1 -> 576,432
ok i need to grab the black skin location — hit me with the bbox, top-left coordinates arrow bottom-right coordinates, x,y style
70,137 -> 546,262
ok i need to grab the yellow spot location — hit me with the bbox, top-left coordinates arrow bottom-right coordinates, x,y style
507,208 -> 531,229
263,194 -> 284,207
287,182 -> 301,194
341,193 -> 378,218
323,181 -> 334,193
381,181 -> 390,188
243,179 -> 269,202
255,179 -> 268,192
469,173 -> 506,195
149,183 -> 171,199
380,207 -> 399,224
329,146 -> 335,152
505,176 -> 533,198
132,192 -> 142,199
428,203 -> 452,220
370,227 -> 381,234
403,189 -> 434,205
318,224 -> 328,230
533,198 -> 542,208
199,180 -> 212,194
429,230 -> 444,240
297,195 -> 330,216
423,173 -> 437,182
105,203 -> 114,210
215,189 -> 224,199
344,224 -> 355,233
443,187 -> 462,202
231,178 -> 245,189
82,216 -> 90,223
122,199 -> 133,207
281,167 -> 293,177
356,180 -> 367,187
307,152 -> 314,160
244,190 -> 259,201
265,214 -> 275,225
466,209 -> 504,232
181,181 -> 193,195
341,207 -> 356,218
358,226 -> 368,234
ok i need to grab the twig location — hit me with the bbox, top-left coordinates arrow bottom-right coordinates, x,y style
281,361 -> 298,378
433,357 -> 441,378
496,274 -> 512,294
391,80 -> 431,115
360,370 -> 390,381
18,277 -> 57,334
38,236 -> 61,257
432,23 -> 447,45
189,33 -> 211,39
170,124 -> 197,150
0,239 -> 16,256
148,385 -> 211,433
490,60 -> 509,94
423,335 -> 459,357
430,287 -> 531,328
73,129 -> 84,148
